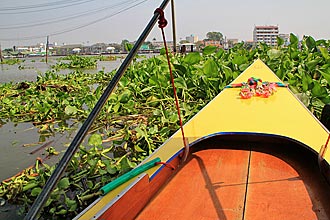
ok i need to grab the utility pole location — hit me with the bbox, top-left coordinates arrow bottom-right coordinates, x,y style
171,0 -> 177,53
0,43 -> 3,63
46,36 -> 49,64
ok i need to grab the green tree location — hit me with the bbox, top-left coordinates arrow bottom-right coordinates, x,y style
121,39 -> 130,52
206,32 -> 223,42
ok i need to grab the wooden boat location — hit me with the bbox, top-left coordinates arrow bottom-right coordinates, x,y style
74,59 -> 330,220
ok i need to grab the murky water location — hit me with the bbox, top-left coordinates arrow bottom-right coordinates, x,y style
0,56 -> 125,83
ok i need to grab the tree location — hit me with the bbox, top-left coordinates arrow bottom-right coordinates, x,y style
206,32 -> 223,42
121,39 -> 130,52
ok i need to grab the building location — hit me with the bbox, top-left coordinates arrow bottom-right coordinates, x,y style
279,33 -> 290,46
186,34 -> 198,43
203,39 -> 222,48
253,25 -> 279,46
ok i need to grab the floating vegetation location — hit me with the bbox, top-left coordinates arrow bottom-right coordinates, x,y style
52,55 -> 97,70
0,35 -> 330,218
1,58 -> 23,65
98,55 -> 118,61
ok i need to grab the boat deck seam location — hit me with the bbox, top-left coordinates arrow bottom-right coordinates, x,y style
242,147 -> 252,220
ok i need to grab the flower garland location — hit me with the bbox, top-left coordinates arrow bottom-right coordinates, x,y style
225,77 -> 287,99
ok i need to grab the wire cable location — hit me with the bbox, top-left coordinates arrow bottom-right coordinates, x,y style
0,0 -> 141,29
0,0 -> 92,12
0,0 -> 149,41
0,0 -> 103,14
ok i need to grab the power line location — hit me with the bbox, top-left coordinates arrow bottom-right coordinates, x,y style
0,0 -> 98,14
0,0 -> 91,12
0,0 -> 149,41
0,0 -> 141,29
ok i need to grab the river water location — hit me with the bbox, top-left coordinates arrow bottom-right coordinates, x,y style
0,55 -> 128,181
0,56 -> 126,83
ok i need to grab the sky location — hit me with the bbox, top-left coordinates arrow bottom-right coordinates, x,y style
0,0 -> 329,49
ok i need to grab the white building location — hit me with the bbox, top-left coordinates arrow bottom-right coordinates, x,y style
253,25 -> 279,46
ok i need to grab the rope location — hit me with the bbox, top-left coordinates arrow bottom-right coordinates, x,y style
155,8 -> 189,161
320,133 -> 330,159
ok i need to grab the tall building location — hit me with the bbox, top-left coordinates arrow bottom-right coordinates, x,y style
186,34 -> 198,43
253,25 -> 279,46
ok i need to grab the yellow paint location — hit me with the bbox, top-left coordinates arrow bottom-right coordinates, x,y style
77,59 -> 329,219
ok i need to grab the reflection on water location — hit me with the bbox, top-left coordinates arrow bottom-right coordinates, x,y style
0,121 -> 79,181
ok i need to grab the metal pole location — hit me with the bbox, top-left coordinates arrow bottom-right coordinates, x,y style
45,36 -> 49,64
0,43 -> 3,63
171,0 -> 177,53
24,0 -> 170,219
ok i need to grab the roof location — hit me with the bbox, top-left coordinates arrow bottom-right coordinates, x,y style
254,25 -> 279,29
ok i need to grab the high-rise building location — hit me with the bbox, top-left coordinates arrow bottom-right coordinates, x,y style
253,25 -> 279,46
186,34 -> 199,43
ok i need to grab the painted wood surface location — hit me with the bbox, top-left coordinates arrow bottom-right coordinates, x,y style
137,146 -> 330,220
76,59 -> 330,219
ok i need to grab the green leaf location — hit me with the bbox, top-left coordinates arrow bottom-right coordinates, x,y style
173,64 -> 187,75
277,36 -> 284,46
276,68 -> 285,80
183,52 -> 201,65
58,177 -> 70,190
174,77 -> 187,89
306,36 -> 316,51
64,105 -> 78,115
203,46 -> 217,55
88,133 -> 102,146
232,55 -> 248,66
318,46 -> 330,60
222,65 -> 233,80
118,90 -> 131,103
319,69 -> 330,85
203,59 -> 218,77
31,187 -> 42,197
302,75 -> 309,92
215,48 -> 224,58
306,59 -> 320,71
120,157 -> 135,173
134,145 -> 145,153
159,48 -> 166,55
107,165 -> 117,175
267,49 -> 282,60
311,81 -> 327,98
135,127 -> 147,138
103,160 -> 117,174
119,77 -> 130,87
290,33 -> 298,46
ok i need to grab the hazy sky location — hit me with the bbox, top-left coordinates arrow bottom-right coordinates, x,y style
0,0 -> 329,48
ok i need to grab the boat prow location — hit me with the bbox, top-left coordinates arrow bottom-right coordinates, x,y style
75,59 -> 330,220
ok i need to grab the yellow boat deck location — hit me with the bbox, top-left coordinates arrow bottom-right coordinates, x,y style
77,59 -> 330,220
